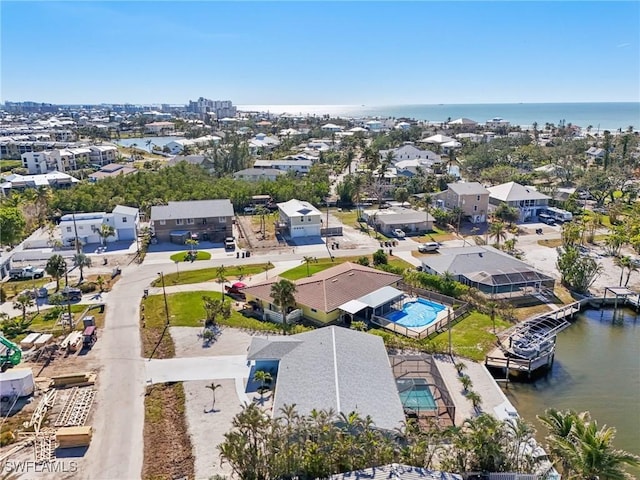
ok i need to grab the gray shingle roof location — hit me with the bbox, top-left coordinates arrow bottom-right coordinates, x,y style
150,199 -> 234,221
250,327 -> 406,431
446,182 -> 489,196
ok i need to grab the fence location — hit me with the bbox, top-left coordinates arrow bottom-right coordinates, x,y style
397,281 -> 459,307
262,308 -> 303,325
320,226 -> 343,237
370,303 -> 469,340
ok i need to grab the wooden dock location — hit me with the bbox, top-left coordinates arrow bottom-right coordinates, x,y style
485,301 -> 582,380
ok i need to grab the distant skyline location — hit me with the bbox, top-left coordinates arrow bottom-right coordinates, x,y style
2,1 -> 639,105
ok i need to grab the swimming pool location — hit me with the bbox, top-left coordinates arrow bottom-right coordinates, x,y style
397,379 -> 437,411
386,298 -> 446,328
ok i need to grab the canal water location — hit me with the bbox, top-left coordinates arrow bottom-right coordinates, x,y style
503,308 -> 640,461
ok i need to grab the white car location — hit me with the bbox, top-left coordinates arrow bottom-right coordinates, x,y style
392,229 -> 406,238
418,242 -> 439,253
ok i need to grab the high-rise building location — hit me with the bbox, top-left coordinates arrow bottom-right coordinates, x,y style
187,97 -> 236,119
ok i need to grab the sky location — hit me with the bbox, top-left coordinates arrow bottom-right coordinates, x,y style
1,1 -> 639,105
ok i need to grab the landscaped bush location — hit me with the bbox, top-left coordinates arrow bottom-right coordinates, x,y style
79,282 -> 97,293
43,307 -> 64,321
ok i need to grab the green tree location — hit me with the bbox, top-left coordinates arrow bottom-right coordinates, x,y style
494,203 -> 520,225
489,221 -> 508,247
614,256 -> 632,286
372,249 -> 388,266
394,187 -> 409,206
253,370 -> 273,404
97,224 -> 116,246
45,254 -> 67,292
13,293 -> 34,323
270,279 -> 297,327
202,295 -> 231,328
0,206 -> 26,246
302,256 -> 314,277
205,382 -> 222,412
459,375 -> 473,392
73,253 -> 92,283
556,246 -> 603,293
215,266 -> 227,300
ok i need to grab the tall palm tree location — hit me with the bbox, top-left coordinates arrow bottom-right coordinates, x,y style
73,253 -> 92,283
489,221 -> 508,247
34,187 -> 52,227
216,265 -> 227,299
97,224 -> 116,247
614,256 -> 631,286
302,256 -> 314,277
13,293 -> 34,323
205,382 -> 222,412
253,370 -> 273,404
270,279 -> 297,327
45,254 -> 67,292
264,261 -> 273,279
624,260 -> 638,287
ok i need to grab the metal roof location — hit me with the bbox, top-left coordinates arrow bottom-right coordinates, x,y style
356,286 -> 404,309
338,299 -> 369,314
151,199 -> 234,221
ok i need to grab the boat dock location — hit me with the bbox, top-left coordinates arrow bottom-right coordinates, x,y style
485,300 -> 582,381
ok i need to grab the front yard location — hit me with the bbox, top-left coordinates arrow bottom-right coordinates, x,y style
152,263 -> 275,286
280,255 -> 414,281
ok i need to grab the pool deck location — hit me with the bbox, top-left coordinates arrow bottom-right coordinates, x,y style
433,354 -> 518,425
390,305 -> 453,335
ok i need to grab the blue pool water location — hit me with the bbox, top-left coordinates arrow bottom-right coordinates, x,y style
386,298 -> 446,328
397,380 -> 437,411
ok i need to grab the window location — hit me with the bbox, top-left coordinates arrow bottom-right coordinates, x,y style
300,217 -> 304,222
159,220 -> 166,225
202,218 -> 207,225
218,217 -> 226,223
176,219 -> 184,225
66,227 -> 72,233
186,218 -> 194,225
474,205 -> 478,211
122,217 -> 127,223
477,195 -> 480,201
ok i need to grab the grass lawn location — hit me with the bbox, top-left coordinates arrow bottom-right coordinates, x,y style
1,277 -> 50,299
538,238 -> 563,248
280,255 -> 413,281
430,311 -> 511,361
412,226 -> 456,243
169,251 -> 212,262
153,263 -> 275,286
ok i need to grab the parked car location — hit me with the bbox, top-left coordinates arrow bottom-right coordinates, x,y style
392,229 -> 406,238
418,242 -> 440,253
540,216 -> 556,225
225,237 -> 235,250
243,206 -> 256,214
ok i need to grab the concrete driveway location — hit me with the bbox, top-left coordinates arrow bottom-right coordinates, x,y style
145,355 -> 249,384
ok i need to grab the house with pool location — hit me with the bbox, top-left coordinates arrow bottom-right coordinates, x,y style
421,245 -> 555,299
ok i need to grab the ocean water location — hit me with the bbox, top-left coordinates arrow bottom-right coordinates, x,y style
238,102 -> 640,131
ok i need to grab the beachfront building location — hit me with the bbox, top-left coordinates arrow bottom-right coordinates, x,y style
421,245 -> 555,298
488,182 -> 550,222
89,145 -> 118,166
21,151 -> 52,174
144,121 -> 175,135
437,182 -> 490,224
246,326 -> 406,432
150,199 -> 234,244
49,147 -> 92,172
485,117 -> 510,130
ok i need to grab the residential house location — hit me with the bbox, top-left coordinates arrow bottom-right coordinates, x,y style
379,144 -> 441,164
233,168 -> 287,182
167,155 -> 215,172
150,199 -> 234,244
586,146 -> 605,160
89,145 -> 118,166
456,132 -> 485,143
438,182 -> 489,223
365,120 -> 384,132
321,123 -> 342,133
165,135 -> 221,155
246,326 -> 406,432
362,206 -> 434,235
248,133 -> 280,154
242,262 -> 403,324
1,171 -> 79,196
488,181 -> 550,222
419,134 -> 456,146
59,205 -> 139,247
144,121 -> 175,135
447,117 -> 478,128
330,464 -> 462,480
395,121 -> 412,130
88,163 -> 137,181
421,245 -> 555,298
50,147 -> 91,172
276,199 -> 322,238
253,158 -> 312,174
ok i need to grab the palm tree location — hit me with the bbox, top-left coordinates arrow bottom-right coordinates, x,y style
270,279 -> 297,327
264,261 -> 273,279
73,253 -> 92,283
46,254 -> 67,292
236,265 -> 245,282
614,256 -> 632,286
205,382 -> 222,412
253,370 -> 273,404
34,187 -> 52,227
459,375 -> 473,392
489,221 -> 507,247
185,238 -> 198,253
13,293 -> 34,323
215,265 -> 227,299
97,224 -> 116,247
465,391 -> 482,413
625,260 -> 638,287
302,256 -> 314,277
96,275 -> 105,292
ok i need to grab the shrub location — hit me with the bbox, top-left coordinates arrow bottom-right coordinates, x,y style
79,282 -> 97,293
356,256 -> 370,266
372,249 -> 388,266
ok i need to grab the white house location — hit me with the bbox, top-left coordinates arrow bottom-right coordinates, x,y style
321,123 -> 342,133
1,171 -> 79,195
365,120 -> 384,132
488,182 -> 550,222
50,147 -> 91,172
248,133 -> 280,154
485,117 -> 510,129
395,121 -> 412,130
21,151 -> 51,174
59,205 -> 140,247
379,144 -> 441,163
447,118 -> 478,127
253,158 -> 312,174
89,145 -> 118,166
165,135 -> 221,154
145,121 -> 175,134
586,146 -> 605,159
233,168 -> 287,182
277,199 -> 322,238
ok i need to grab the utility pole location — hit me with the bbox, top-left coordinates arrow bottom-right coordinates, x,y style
158,272 -> 170,326
72,211 -> 80,255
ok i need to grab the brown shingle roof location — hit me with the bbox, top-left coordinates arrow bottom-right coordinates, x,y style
242,262 -> 402,313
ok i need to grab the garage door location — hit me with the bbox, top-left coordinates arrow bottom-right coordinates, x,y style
291,225 -> 321,238
118,228 -> 135,240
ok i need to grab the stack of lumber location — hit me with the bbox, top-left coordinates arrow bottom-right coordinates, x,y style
60,332 -> 83,352
51,372 -> 95,388
56,426 -> 92,448
33,334 -> 53,348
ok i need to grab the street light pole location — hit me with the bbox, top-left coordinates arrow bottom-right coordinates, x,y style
158,272 -> 170,326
